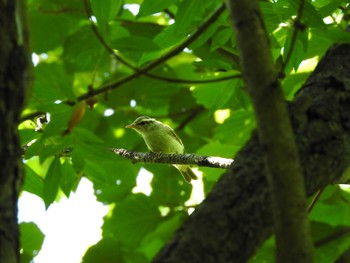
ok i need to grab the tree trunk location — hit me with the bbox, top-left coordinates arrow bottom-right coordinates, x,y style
0,1 -> 29,262
153,44 -> 350,263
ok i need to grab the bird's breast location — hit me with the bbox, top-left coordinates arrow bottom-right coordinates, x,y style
143,132 -> 184,154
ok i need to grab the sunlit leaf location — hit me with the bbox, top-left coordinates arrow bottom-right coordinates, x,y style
23,164 -> 44,198
214,110 -> 256,146
103,194 -> 163,247
82,237 -> 126,263
43,156 -> 62,208
150,165 -> 192,206
60,160 -> 78,197
192,79 -> 239,112
90,0 -> 123,26
20,222 -> 45,263
137,0 -> 177,18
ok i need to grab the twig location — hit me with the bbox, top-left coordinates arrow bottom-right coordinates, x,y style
176,106 -> 205,131
307,188 -> 324,213
314,227 -> 350,248
280,0 -> 306,76
111,148 -> 234,169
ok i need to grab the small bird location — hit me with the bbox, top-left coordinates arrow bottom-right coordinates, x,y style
126,116 -> 198,183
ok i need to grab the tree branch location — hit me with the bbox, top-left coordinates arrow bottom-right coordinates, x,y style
110,148 -> 234,169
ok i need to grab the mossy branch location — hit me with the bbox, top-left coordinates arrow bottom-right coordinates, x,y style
110,148 -> 233,169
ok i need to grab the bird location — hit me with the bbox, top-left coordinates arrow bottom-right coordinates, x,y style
125,116 -> 198,183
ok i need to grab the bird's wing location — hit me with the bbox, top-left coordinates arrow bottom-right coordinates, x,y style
166,125 -> 184,146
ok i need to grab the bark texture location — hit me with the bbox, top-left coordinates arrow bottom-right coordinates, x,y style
0,1 -> 28,262
153,44 -> 350,263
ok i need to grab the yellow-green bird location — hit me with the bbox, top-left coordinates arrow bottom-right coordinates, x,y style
126,116 -> 198,183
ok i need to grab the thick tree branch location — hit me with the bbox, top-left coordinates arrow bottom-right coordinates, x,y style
226,0 -> 313,262
111,148 -> 233,169
152,43 -> 350,263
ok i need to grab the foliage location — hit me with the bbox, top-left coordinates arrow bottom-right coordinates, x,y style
19,0 -> 350,262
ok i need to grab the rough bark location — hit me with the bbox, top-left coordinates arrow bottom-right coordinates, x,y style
0,1 -> 29,262
153,44 -> 350,263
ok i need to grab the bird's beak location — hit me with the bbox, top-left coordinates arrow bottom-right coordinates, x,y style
125,124 -> 135,129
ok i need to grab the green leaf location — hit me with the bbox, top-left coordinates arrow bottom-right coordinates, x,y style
196,141 -> 239,158
103,194 -> 163,247
249,236 -> 275,263
137,0 -> 177,18
63,26 -> 109,72
20,222 -> 45,263
310,202 -> 350,227
287,0 -> 325,27
60,160 -> 78,197
193,59 -> 233,71
138,25 -> 184,65
318,1 -> 344,18
19,129 -> 39,146
90,0 -> 123,26
23,164 -> 44,198
43,156 -> 62,208
111,36 -> 161,52
174,0 -> 204,35
312,223 -> 350,263
150,165 -> 192,206
283,28 -> 309,72
191,79 -> 239,112
31,63 -> 75,104
210,27 -> 233,51
84,160 -> 137,203
282,72 -> 309,99
214,110 -> 256,146
82,238 -> 126,263
140,212 -> 187,260
28,9 -> 78,53
108,22 -> 130,41
24,138 -> 45,160
41,104 -> 73,138
189,22 -> 221,50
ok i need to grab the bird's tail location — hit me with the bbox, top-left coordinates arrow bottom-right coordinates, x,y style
175,165 -> 198,183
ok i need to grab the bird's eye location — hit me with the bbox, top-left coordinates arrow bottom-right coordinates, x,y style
139,121 -> 146,126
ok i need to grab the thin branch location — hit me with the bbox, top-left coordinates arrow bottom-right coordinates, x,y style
315,228 -> 350,248
176,106 -> 205,131
83,0 -> 240,85
307,188 -> 324,213
280,0 -> 306,76
111,148 -> 234,169
82,0 -> 137,70
38,7 -> 83,14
